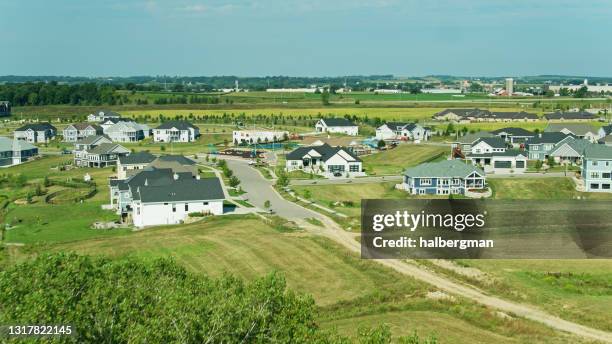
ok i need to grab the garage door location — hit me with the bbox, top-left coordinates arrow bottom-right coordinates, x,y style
494,160 -> 512,168
516,161 -> 525,168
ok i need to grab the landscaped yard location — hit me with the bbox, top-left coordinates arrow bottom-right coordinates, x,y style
489,177 -> 612,200
362,144 -> 448,175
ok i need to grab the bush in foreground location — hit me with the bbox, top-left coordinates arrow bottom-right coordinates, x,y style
0,254 -> 436,343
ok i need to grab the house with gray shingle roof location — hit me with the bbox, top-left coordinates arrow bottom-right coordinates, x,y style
403,160 -> 485,195
526,132 -> 574,160
116,151 -> 157,179
0,136 -> 38,166
469,137 -> 507,155
544,111 -> 599,121
375,122 -> 430,141
14,122 -> 57,143
105,121 -> 150,142
285,143 -> 364,177
88,109 -> 122,123
490,127 -> 535,147
465,149 -> 528,174
548,137 -> 593,165
544,123 -> 599,142
63,123 -> 103,142
73,135 -> 129,168
153,120 -> 199,142
581,145 -> 612,192
315,118 -> 358,136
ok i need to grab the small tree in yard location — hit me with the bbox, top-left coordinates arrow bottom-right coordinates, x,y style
275,173 -> 289,187
377,140 -> 386,149
223,168 -> 233,178
229,176 -> 240,188
535,160 -> 543,171
547,156 -> 556,168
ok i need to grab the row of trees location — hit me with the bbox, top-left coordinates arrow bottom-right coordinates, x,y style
0,82 -> 119,106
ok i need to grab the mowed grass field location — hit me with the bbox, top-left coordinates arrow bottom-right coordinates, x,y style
489,177 -> 612,200
362,144 -> 448,175
6,214 -> 580,343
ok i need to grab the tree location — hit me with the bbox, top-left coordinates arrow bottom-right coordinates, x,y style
275,172 -> 289,187
377,140 -> 386,149
547,156 -> 556,168
321,89 -> 330,106
535,160 -> 543,171
229,175 -> 240,188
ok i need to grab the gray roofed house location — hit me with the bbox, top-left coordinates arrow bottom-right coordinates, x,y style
543,111 -> 599,121
581,145 -> 612,192
599,124 -> 612,137
375,122 -> 430,141
285,143 -> 364,177
469,137 -> 507,155
433,109 -> 538,122
63,123 -> 103,142
73,135 -> 129,168
119,151 -> 156,165
526,132 -> 575,160
14,122 -> 57,143
134,178 -> 224,203
544,123 -> 599,142
315,118 -> 359,136
490,127 -> 535,146
549,137 -> 593,164
88,110 -> 122,122
402,160 -> 485,195
156,155 -> 196,165
0,136 -> 38,166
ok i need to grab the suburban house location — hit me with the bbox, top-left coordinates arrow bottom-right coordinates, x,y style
548,137 -> 592,165
526,133 -> 573,161
109,166 -> 224,227
116,151 -> 156,179
14,122 -> 57,143
73,135 -> 130,168
315,118 -> 358,136
232,130 -> 288,145
490,127 -> 535,147
581,145 -> 612,192
465,150 -> 528,174
544,123 -> 599,142
62,123 -> 103,142
0,136 -> 38,166
131,177 -> 224,228
285,143 -> 364,178
105,121 -> 150,142
375,122 -> 430,141
597,124 -> 612,138
0,101 -> 10,116
88,110 -> 121,122
469,137 -> 507,154
402,160 -> 486,195
148,155 -> 198,176
433,109 -> 538,122
451,131 -> 494,156
100,117 -> 131,132
543,111 -> 599,121
153,120 -> 200,142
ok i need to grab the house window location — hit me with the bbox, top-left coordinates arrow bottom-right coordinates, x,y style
418,189 -> 426,195
532,146 -> 539,150
440,179 -> 449,186
452,178 -> 461,185
172,204 -> 176,212
185,204 -> 189,212
602,184 -> 611,190
592,161 -> 597,166
420,178 -> 432,186
590,172 -> 600,179
291,160 -> 298,166
203,202 -> 208,205
591,183 -> 600,189
349,164 -> 359,172
603,173 -> 611,179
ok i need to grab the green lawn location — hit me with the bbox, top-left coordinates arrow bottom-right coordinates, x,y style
489,177 -> 612,200
7,215 -> 575,343
362,144 -> 448,175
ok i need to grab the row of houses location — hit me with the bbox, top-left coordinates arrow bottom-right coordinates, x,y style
433,108 -> 600,122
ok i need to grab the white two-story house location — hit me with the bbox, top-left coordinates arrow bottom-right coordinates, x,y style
14,122 -> 57,143
153,120 -> 200,143
73,135 -> 130,168
62,123 -> 103,142
285,143 -> 364,178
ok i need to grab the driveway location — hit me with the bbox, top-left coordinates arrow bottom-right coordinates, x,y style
226,159 -> 322,221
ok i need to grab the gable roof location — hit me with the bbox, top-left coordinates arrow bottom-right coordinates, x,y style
156,155 -> 196,165
544,123 -> 598,136
134,178 -> 224,203
88,143 -> 129,155
0,136 -> 38,152
156,120 -> 197,130
584,144 -> 612,160
16,122 -> 56,132
549,137 -> 592,156
286,143 -> 360,162
92,110 -> 121,118
404,160 -> 484,178
527,132 -> 574,145
454,131 -> 494,145
543,111 -> 599,120
75,135 -> 112,145
119,151 -> 156,165
66,123 -> 102,131
380,122 -> 422,132
490,127 -> 535,137
473,137 -> 506,149
106,121 -> 142,133
467,149 -> 528,158
319,118 -> 356,127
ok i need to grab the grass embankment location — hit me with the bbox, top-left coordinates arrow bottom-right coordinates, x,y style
362,144 -> 448,175
5,215 -> 580,343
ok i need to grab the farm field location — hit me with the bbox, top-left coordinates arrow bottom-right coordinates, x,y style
4,215 -> 582,343
362,144 -> 448,175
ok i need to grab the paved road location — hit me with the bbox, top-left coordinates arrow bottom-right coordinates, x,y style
226,159 -> 322,221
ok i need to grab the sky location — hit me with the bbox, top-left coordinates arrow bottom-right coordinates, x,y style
1,0 -> 612,77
